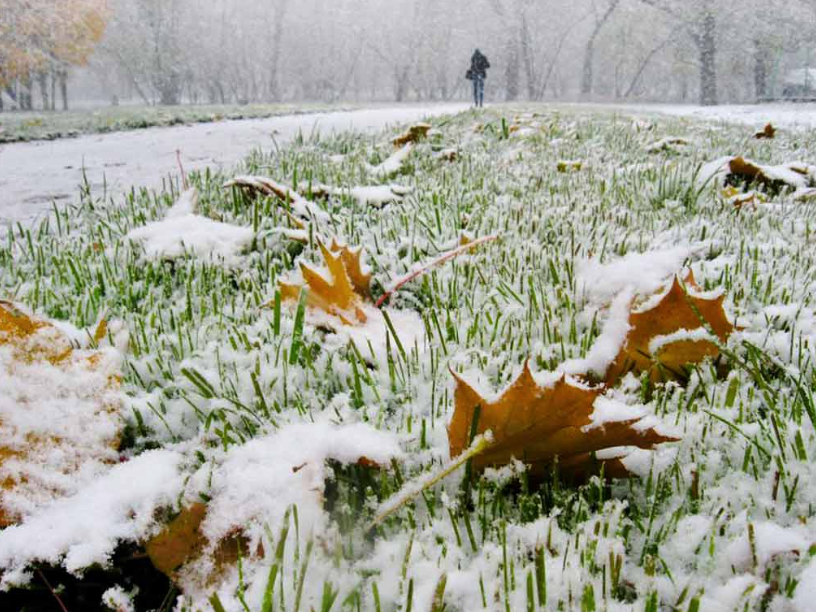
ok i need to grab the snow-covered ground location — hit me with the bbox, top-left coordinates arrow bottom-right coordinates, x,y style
0,104 -> 467,232
609,102 -> 816,129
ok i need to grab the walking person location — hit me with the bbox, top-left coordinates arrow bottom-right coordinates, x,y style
466,49 -> 490,108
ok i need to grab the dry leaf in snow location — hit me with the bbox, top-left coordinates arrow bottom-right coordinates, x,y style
448,362 -> 676,479
0,303 -> 123,526
646,137 -> 690,154
392,122 -> 432,147
605,276 -> 734,385
754,123 -> 776,139
224,176 -> 329,224
557,160 -> 583,173
145,503 -> 256,583
328,239 -> 372,298
725,157 -> 813,195
278,241 -> 368,325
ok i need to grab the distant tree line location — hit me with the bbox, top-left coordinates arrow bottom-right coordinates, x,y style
0,0 -> 109,111
2,0 -> 815,111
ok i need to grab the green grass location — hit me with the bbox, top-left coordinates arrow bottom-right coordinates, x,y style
2,106 -> 816,612
0,102 -> 350,143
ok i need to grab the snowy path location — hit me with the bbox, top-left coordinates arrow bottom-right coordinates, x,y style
0,104 -> 468,231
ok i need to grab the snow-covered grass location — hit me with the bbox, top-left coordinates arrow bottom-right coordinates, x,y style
0,102 -> 343,143
1,106 -> 816,612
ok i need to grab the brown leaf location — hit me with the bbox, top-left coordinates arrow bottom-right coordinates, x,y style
393,123 -> 432,147
605,276 -> 734,385
278,241 -> 368,325
755,123 -> 776,139
145,503 -> 258,583
726,157 -> 810,195
448,362 -> 676,477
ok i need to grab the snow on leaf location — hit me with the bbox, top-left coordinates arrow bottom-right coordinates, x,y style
0,302 -> 124,526
604,276 -> 734,386
224,176 -> 330,224
447,362 -> 677,479
367,143 -> 415,178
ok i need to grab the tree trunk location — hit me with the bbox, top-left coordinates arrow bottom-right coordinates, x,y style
519,11 -> 536,100
59,71 -> 69,110
697,10 -> 717,106
581,0 -> 620,96
269,0 -> 290,101
38,72 -> 49,110
754,43 -> 769,101
50,72 -> 56,110
505,37 -> 520,101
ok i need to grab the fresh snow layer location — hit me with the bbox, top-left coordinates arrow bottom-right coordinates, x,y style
126,190 -> 255,265
199,422 -> 401,545
0,449 -> 186,587
576,245 -> 692,306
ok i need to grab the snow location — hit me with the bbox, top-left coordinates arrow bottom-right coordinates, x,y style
0,104 -> 467,234
368,143 -> 415,178
200,422 -> 401,545
0,449 -> 186,587
126,211 -> 255,265
648,327 -> 716,355
576,246 -> 692,306
793,558 -> 816,612
559,289 -> 633,378
724,521 -> 810,572
306,183 -> 412,207
615,102 -> 816,130
0,310 -> 125,523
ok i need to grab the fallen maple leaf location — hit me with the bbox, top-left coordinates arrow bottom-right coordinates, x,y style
393,122 -> 432,147
604,276 -> 734,385
278,241 -> 368,325
755,123 -> 776,139
0,303 -> 123,526
329,239 -> 372,298
448,362 -> 676,478
726,157 -> 812,195
145,503 -> 256,583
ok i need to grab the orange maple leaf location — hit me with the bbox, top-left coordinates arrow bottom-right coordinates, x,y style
393,123 -> 432,147
448,362 -> 676,479
279,241 -> 368,325
754,123 -> 776,140
605,276 -> 734,385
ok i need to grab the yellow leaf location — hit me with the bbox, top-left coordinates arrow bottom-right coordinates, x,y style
278,241 -> 368,325
448,362 -> 676,478
328,240 -> 372,298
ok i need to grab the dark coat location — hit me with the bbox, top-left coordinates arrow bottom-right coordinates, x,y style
470,50 -> 490,79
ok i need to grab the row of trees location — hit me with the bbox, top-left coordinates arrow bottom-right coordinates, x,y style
0,0 -> 109,111
2,0 -> 815,110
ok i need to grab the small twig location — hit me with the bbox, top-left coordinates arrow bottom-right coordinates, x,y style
176,149 -> 188,190
376,234 -> 499,308
368,433 -> 494,531
37,569 -> 69,612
